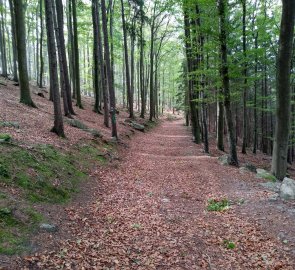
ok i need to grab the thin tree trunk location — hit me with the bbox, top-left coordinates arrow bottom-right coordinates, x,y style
0,0 -> 7,77
140,4 -> 145,118
92,0 -> 102,114
52,0 -> 70,117
218,0 -> 238,166
120,0 -> 133,118
8,0 -> 18,81
253,32 -> 258,154
241,0 -> 247,154
183,2 -> 201,143
101,0 -> 117,138
72,0 -> 83,108
97,2 -> 109,127
44,0 -> 65,137
55,0 -> 75,115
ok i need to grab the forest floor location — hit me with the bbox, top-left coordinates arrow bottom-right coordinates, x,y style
12,119 -> 295,269
1,78 -> 295,269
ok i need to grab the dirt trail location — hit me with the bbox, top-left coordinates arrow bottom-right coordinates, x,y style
19,119 -> 295,269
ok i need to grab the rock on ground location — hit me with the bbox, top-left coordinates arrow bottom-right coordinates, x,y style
280,177 -> 295,200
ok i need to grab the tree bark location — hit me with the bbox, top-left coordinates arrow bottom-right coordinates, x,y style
0,0 -> 7,77
218,0 -> 238,166
8,0 -> 18,81
52,0 -> 70,117
139,3 -> 145,118
44,0 -> 65,137
55,0 -> 75,115
13,0 -> 36,108
92,0 -> 102,114
271,0 -> 295,180
101,0 -> 118,138
183,2 -> 201,143
72,0 -> 83,108
241,0 -> 247,154
120,0 -> 134,118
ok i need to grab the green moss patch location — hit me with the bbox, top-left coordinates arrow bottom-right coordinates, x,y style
0,133 -> 12,142
0,202 -> 43,255
0,144 -> 88,203
0,139 -> 111,255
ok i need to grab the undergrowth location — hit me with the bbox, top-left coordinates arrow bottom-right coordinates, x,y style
0,140 -> 112,255
207,198 -> 229,212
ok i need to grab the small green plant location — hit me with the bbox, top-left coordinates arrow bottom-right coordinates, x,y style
207,198 -> 229,212
223,240 -> 236,249
0,134 -> 11,142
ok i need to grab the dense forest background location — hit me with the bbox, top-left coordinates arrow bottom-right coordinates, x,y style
0,0 -> 295,179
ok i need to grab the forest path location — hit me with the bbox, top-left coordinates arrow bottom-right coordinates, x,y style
22,119 -> 294,269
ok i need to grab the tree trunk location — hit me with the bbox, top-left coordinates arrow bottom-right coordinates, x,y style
139,3 -> 145,118
120,0 -> 133,118
97,1 -> 109,127
101,0 -> 117,138
149,7 -> 156,121
8,0 -> 18,81
271,0 -> 295,180
56,0 -> 75,115
72,0 -> 83,108
241,0 -> 247,154
218,0 -> 238,166
0,0 -> 7,77
253,31 -> 258,154
13,0 -> 36,108
52,0 -> 70,117
44,0 -> 65,137
92,0 -> 102,114
183,2 -> 201,143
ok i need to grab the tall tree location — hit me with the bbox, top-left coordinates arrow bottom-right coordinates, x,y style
92,0 -> 102,114
183,1 -> 201,143
13,0 -> 36,108
72,0 -> 83,108
241,0 -> 248,154
217,0 -> 238,166
121,0 -> 134,118
38,0 -> 44,88
0,0 -> 7,77
44,0 -> 65,137
271,0 -> 295,180
8,0 -> 18,81
139,1 -> 145,118
55,0 -> 75,115
101,0 -> 118,138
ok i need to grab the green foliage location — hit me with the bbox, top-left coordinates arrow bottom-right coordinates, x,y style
0,140 -> 111,255
0,204 -> 43,255
207,198 -> 229,212
0,133 -> 11,142
0,144 -> 89,203
223,240 -> 236,250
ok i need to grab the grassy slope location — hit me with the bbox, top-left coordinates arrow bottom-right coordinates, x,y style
0,138 -> 112,254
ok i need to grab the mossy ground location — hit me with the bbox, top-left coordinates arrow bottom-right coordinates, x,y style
0,139 -> 111,255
